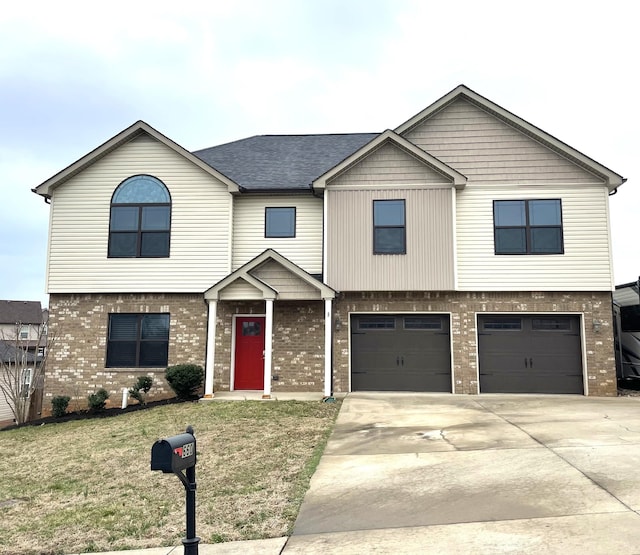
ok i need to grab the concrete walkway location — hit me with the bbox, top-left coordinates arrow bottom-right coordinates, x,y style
80,393 -> 640,554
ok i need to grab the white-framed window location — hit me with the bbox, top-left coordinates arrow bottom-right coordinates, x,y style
21,367 -> 33,398
19,325 -> 30,340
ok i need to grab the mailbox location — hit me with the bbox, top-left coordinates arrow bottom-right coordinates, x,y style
151,432 -> 196,474
150,426 -> 200,554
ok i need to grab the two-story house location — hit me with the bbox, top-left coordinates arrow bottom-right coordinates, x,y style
33,85 -> 625,407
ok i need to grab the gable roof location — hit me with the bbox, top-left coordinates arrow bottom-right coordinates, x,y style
0,301 -> 43,325
33,86 -> 625,199
205,249 -> 336,300
395,84 -> 625,191
312,129 -> 467,190
33,121 -> 240,197
193,133 -> 378,191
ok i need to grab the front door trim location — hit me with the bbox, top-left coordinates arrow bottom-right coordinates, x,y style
231,313 -> 266,391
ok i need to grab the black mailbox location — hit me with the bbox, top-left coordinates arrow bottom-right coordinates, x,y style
151,432 -> 196,473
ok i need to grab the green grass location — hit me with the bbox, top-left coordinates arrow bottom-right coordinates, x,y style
0,399 -> 341,554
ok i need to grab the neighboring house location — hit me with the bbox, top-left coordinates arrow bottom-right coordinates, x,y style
33,85 -> 625,406
0,300 -> 45,423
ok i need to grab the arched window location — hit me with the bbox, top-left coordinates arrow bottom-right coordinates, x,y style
108,175 -> 171,258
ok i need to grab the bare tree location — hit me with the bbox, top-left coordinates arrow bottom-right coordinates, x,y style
0,318 -> 53,425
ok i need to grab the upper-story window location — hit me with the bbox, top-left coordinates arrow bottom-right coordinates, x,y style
373,199 -> 406,254
265,207 -> 296,238
19,324 -> 30,340
108,175 -> 171,258
494,199 -> 563,255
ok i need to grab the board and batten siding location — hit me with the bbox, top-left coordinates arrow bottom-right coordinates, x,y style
456,184 -> 613,290
47,134 -> 232,293
403,98 -> 605,185
232,195 -> 322,274
327,188 -> 455,291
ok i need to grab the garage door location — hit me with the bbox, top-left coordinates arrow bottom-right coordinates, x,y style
478,315 -> 583,394
351,314 -> 451,392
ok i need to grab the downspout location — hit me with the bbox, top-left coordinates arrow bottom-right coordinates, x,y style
323,297 -> 335,402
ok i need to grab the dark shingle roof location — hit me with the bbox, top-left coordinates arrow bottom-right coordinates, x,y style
0,340 -> 41,363
193,133 -> 379,191
0,301 -> 43,325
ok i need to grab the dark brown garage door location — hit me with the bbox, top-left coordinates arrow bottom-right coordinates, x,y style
478,315 -> 583,394
351,314 -> 451,392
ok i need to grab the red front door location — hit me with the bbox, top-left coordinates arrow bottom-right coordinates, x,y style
234,316 -> 266,390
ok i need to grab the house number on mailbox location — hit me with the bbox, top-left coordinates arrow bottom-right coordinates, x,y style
176,442 -> 195,459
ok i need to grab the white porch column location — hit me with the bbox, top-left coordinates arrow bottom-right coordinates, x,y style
204,300 -> 217,398
263,298 -> 274,398
323,298 -> 333,397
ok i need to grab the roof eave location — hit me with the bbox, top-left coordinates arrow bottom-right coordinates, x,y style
205,248 -> 336,301
32,121 -> 241,197
395,84 -> 625,191
313,129 -> 467,190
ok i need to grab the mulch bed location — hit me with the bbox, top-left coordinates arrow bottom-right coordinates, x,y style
5,382 -> 639,431
1,397 -> 191,431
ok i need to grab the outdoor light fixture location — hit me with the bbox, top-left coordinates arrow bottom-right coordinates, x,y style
593,319 -> 602,332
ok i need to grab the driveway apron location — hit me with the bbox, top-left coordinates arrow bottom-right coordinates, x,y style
286,393 -> 640,554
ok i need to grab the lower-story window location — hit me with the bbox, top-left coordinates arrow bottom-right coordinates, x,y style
106,313 -> 170,367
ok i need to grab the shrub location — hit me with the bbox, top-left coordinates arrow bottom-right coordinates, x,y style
87,388 -> 110,411
51,395 -> 71,418
129,376 -> 153,404
165,364 -> 204,400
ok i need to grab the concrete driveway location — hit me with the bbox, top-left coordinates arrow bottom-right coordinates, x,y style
286,393 -> 640,554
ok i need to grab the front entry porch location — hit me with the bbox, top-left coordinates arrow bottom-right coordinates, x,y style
203,249 -> 336,398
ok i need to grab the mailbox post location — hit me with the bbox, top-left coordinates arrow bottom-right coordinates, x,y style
151,425 -> 199,555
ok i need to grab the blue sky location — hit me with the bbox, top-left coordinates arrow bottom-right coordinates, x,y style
0,0 -> 637,306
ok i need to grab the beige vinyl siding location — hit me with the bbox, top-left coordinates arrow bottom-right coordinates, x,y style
252,260 -> 321,300
0,388 -> 12,422
329,142 -> 454,187
327,188 -> 455,291
232,195 -> 322,274
219,279 -> 265,301
404,98 -> 605,185
47,134 -> 232,292
0,323 -> 40,341
457,184 -> 613,290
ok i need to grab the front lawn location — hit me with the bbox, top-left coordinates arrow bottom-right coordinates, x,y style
0,399 -> 341,555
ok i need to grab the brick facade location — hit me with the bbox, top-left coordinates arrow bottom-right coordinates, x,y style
46,293 -> 208,411
214,300 -> 325,392
333,291 -> 616,396
45,290 -> 617,413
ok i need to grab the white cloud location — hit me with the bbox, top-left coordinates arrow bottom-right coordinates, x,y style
0,0 -> 638,303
